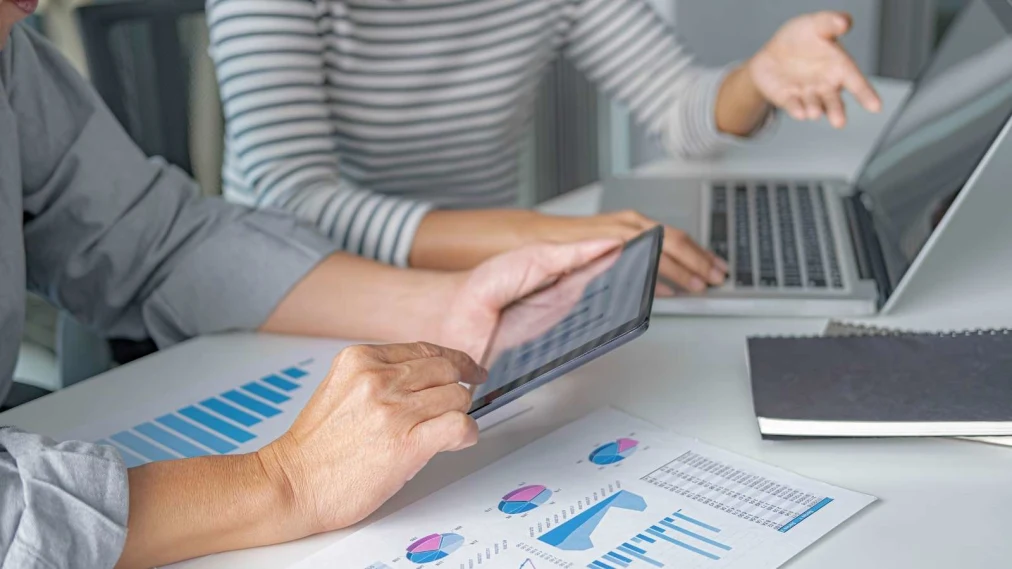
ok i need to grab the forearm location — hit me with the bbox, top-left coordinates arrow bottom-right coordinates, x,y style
261,252 -> 459,342
409,210 -> 538,270
714,64 -> 772,137
116,453 -> 298,569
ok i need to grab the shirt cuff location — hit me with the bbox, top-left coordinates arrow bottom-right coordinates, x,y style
0,428 -> 128,569
665,65 -> 779,158
390,201 -> 434,268
142,208 -> 339,347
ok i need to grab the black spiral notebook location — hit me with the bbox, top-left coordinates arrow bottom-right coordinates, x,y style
747,326 -> 1012,438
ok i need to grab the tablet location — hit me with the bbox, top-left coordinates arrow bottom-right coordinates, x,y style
469,226 -> 663,419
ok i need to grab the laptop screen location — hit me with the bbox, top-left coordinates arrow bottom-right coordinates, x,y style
855,0 -> 1012,290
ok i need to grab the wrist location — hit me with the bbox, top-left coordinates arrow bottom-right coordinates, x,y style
409,209 -> 542,270
254,438 -> 316,540
717,63 -> 772,136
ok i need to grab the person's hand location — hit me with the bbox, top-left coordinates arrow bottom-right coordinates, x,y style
256,342 -> 486,536
437,239 -> 623,360
747,11 -> 882,128
530,211 -> 728,295
484,248 -> 621,361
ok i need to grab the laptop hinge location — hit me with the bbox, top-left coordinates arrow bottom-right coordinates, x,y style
845,193 -> 892,307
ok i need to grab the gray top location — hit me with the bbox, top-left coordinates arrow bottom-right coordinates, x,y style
0,26 -> 337,568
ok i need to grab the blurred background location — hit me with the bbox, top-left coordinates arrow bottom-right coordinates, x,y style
15,0 -> 970,394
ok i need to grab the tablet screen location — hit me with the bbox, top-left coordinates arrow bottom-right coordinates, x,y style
469,227 -> 662,417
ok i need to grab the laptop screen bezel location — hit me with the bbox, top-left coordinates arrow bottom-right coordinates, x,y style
852,0 -> 1012,304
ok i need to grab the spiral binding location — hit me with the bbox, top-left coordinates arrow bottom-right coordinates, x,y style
750,321 -> 1012,340
824,320 -> 1012,338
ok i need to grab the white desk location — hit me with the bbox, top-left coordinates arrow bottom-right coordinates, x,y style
5,78 -> 1012,568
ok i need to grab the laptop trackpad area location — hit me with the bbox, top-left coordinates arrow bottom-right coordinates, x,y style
599,177 -> 704,241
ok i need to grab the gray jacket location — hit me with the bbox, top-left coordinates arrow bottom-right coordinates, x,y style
0,26 -> 337,568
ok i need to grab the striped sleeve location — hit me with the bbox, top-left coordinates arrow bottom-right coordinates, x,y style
207,0 -> 432,267
564,0 -> 774,158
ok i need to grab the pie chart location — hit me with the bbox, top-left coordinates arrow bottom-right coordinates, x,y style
498,485 -> 553,514
589,438 -> 639,465
405,533 -> 464,563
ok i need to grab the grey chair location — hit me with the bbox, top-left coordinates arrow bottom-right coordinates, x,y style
58,0 -> 210,383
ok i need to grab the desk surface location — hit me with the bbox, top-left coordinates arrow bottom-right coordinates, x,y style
6,78 -> 1012,569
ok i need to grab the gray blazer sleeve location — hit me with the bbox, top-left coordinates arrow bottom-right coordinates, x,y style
1,27 -> 339,568
0,429 -> 129,568
13,26 -> 338,346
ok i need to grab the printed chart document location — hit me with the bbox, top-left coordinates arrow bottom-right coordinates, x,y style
58,343 -> 344,466
293,408 -> 875,569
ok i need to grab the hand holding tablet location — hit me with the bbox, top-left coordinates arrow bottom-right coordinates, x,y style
470,226 -> 663,418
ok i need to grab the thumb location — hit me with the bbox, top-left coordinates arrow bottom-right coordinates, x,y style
487,239 -> 622,306
412,411 -> 479,457
811,11 -> 851,38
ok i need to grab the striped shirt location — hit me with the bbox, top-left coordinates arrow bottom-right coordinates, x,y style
208,0 -> 740,266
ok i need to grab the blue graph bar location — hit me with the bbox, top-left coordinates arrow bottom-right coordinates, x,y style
262,374 -> 300,392
780,497 -> 834,533
222,390 -> 281,418
589,562 -> 614,569
111,431 -> 176,462
201,398 -> 261,427
242,382 -> 290,404
674,511 -> 721,533
618,545 -> 664,568
282,367 -> 308,379
637,533 -> 656,543
180,406 -> 256,443
623,543 -> 646,555
157,414 -> 237,454
647,529 -> 720,560
603,554 -> 628,567
607,551 -> 632,564
135,422 -> 209,458
659,520 -> 731,550
99,439 -> 145,467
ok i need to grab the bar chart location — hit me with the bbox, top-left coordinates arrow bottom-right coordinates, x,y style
588,509 -> 731,568
94,365 -> 311,466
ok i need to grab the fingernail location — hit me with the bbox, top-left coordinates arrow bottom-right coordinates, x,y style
689,277 -> 706,292
715,258 -> 729,273
709,268 -> 726,284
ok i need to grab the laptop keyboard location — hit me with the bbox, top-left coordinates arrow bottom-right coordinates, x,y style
709,182 -> 844,290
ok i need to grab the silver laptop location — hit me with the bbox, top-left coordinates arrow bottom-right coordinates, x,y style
601,0 -> 1012,317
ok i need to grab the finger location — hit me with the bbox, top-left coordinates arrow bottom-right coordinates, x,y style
370,342 -> 486,385
801,91 -> 824,121
839,59 -> 882,113
811,11 -> 851,39
407,383 -> 473,418
663,227 -> 725,285
655,280 -> 676,297
400,355 -> 487,392
412,411 -> 479,456
782,96 -> 808,121
658,256 -> 706,293
821,88 -> 847,129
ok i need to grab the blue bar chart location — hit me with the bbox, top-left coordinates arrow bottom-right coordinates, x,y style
94,364 -> 311,466
587,509 -> 731,568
